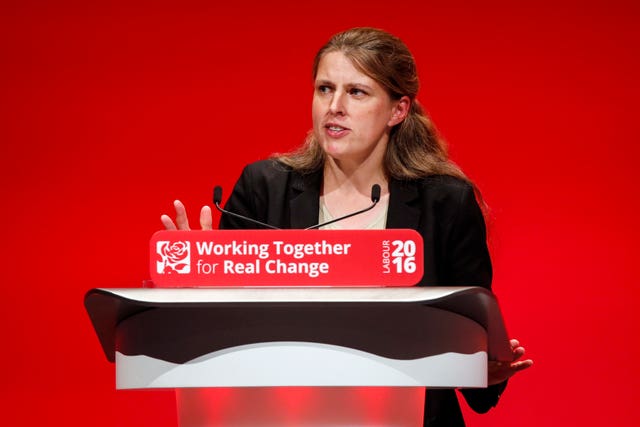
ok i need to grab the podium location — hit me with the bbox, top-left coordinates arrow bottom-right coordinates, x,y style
85,286 -> 512,426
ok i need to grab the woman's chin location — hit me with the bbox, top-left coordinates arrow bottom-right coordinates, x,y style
321,142 -> 347,158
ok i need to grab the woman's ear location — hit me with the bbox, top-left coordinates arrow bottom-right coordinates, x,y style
388,96 -> 411,127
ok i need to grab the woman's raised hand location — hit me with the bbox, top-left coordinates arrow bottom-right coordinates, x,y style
161,200 -> 213,230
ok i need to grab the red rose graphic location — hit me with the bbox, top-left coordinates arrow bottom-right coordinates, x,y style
158,241 -> 190,274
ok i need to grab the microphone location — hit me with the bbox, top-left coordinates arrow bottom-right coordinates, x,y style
213,186 -> 281,230
213,184 -> 381,230
305,184 -> 381,230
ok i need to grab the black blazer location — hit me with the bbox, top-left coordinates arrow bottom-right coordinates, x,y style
219,159 -> 506,426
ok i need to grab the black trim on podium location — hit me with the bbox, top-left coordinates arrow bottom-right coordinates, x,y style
85,287 -> 512,366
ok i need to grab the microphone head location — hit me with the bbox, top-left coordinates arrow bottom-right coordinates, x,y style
213,186 -> 223,205
371,184 -> 381,203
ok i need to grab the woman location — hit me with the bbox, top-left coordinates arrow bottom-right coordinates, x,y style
162,27 -> 532,426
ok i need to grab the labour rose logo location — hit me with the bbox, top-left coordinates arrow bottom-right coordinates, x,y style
156,241 -> 191,274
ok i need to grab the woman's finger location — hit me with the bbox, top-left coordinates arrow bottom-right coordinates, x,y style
160,214 -> 177,230
173,200 -> 190,230
200,205 -> 213,230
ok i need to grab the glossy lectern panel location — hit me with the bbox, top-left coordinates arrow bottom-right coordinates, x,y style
85,287 -> 511,389
85,287 -> 512,427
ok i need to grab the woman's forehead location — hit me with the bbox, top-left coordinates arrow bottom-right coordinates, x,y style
315,51 -> 377,86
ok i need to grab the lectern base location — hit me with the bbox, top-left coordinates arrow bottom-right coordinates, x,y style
176,387 -> 425,427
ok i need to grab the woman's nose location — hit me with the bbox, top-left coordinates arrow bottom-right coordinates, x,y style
329,92 -> 345,115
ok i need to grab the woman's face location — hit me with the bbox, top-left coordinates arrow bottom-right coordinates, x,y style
312,51 -> 408,167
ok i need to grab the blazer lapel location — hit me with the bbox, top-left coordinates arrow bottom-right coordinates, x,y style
289,170 -> 323,229
287,173 -> 421,230
387,178 -> 421,230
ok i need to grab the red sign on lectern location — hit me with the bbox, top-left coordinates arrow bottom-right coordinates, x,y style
149,229 -> 423,287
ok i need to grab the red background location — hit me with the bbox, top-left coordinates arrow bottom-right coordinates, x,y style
1,0 -> 638,425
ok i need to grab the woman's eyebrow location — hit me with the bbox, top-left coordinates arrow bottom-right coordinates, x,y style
315,79 -> 374,91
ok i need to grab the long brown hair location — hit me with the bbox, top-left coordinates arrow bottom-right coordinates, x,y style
276,27 -> 468,182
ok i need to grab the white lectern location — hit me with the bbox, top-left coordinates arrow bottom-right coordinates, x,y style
85,286 -> 512,426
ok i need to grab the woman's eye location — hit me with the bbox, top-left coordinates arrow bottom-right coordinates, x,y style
350,88 -> 366,96
317,85 -> 331,94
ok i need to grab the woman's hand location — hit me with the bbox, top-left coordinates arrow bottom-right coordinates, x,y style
161,200 -> 213,230
488,339 -> 533,385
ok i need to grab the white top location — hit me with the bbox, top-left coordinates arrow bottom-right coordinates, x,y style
319,195 -> 389,230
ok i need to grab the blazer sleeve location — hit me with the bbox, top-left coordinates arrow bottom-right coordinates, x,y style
218,164 -> 261,230
441,183 -> 492,287
445,183 -> 507,412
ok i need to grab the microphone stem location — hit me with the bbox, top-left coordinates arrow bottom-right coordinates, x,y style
214,203 -> 281,230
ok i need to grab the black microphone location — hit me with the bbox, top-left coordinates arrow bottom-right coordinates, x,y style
213,186 -> 281,230
305,184 -> 381,230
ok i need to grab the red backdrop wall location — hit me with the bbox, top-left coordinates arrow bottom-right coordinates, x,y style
1,0 -> 638,425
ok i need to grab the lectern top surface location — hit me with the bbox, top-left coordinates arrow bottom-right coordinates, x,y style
94,286 -> 482,304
